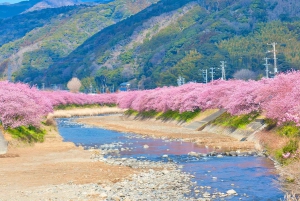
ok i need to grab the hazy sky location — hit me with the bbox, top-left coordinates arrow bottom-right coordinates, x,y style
0,0 -> 27,3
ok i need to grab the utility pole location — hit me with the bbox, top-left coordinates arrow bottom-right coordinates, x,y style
263,57 -> 270,78
7,62 -> 12,82
89,84 -> 93,93
177,76 -> 185,86
202,69 -> 208,83
267,42 -> 278,74
220,61 -> 226,80
210,67 -> 215,82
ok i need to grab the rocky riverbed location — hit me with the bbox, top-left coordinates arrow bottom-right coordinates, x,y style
82,147 -> 254,201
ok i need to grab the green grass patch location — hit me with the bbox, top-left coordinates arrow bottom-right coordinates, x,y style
54,103 -> 116,110
212,111 -> 260,129
157,110 -> 200,122
276,122 -> 300,137
125,109 -> 159,119
138,110 -> 159,118
275,139 -> 299,165
7,125 -> 46,143
125,109 -> 200,122
124,109 -> 139,116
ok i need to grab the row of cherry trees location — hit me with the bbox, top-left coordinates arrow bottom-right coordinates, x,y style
0,82 -> 116,128
1,71 -> 300,128
117,71 -> 300,126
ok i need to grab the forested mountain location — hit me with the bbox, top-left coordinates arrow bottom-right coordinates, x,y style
0,0 -> 158,82
0,0 -> 40,18
1,0 -> 300,90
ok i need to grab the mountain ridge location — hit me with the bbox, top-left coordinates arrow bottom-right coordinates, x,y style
1,0 -> 300,91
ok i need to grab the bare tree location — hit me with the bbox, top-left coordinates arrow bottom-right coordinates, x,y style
233,69 -> 257,80
67,77 -> 82,93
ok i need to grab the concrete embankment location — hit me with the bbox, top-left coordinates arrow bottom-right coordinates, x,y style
184,110 -> 265,146
0,130 -> 7,154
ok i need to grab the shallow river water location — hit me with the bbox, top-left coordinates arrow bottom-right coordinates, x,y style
57,117 -> 284,201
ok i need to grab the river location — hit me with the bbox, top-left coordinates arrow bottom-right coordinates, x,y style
57,117 -> 284,200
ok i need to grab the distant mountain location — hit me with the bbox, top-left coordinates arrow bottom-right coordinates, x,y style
0,0 -> 158,83
0,0 -> 111,18
0,0 -> 40,18
25,0 -> 82,12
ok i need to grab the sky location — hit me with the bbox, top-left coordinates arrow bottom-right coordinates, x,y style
0,0 -> 27,3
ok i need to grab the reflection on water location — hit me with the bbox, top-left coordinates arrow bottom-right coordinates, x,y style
57,118 -> 284,201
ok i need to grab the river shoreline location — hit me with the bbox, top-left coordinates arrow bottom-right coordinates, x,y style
77,115 -> 256,152
0,107 -> 298,200
0,108 -> 139,201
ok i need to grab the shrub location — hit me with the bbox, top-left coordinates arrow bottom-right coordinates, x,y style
276,122 -> 300,137
283,140 -> 299,154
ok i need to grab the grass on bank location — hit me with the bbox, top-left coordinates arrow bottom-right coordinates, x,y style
125,109 -> 201,122
7,125 -> 46,143
212,111 -> 260,129
54,103 -> 116,110
273,123 -> 300,165
260,120 -> 300,165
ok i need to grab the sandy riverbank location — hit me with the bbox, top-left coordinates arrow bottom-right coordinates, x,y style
77,114 -> 255,151
48,106 -> 125,118
0,121 -> 139,200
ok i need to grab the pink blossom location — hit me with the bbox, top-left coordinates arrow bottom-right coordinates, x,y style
282,152 -> 291,159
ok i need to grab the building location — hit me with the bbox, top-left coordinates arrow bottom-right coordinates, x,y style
119,82 -> 130,91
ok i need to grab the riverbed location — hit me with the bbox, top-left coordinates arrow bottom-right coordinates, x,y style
57,117 -> 284,200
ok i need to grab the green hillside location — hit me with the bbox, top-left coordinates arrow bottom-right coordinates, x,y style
0,0 -> 40,19
32,0 -> 300,90
3,0 -> 300,91
0,0 -> 157,82
0,5 -> 84,47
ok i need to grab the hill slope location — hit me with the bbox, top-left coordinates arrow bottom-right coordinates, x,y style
3,0 -> 300,91
0,0 -> 158,82
36,0 -> 300,90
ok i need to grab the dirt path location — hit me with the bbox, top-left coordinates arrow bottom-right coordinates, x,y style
77,115 -> 255,151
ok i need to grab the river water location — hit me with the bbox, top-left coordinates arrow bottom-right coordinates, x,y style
57,117 -> 284,200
